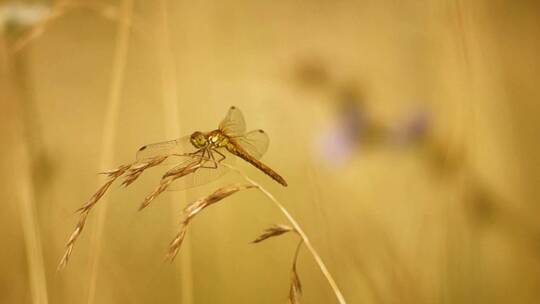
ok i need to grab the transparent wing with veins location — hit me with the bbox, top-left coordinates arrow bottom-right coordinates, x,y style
136,136 -> 196,165
220,106 -> 269,159
232,129 -> 269,159
219,106 -> 246,137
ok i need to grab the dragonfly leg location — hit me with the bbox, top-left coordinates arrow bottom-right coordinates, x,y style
208,150 -> 220,168
214,149 -> 226,163
168,150 -> 205,165
200,149 -> 218,169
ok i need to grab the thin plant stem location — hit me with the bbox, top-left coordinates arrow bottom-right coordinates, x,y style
10,1 -> 67,53
221,164 -> 347,304
86,1 -> 133,303
290,238 -> 304,303
156,0 -> 194,301
1,26 -> 49,304
11,1 -> 145,53
292,239 -> 303,267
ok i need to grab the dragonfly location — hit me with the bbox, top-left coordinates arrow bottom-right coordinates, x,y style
136,106 -> 287,188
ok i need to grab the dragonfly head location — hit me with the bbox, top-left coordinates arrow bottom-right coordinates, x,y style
190,131 -> 208,148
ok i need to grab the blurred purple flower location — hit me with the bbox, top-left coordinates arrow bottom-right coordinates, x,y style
391,107 -> 430,145
317,100 -> 364,165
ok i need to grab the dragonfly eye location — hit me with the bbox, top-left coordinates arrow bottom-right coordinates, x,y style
190,131 -> 207,148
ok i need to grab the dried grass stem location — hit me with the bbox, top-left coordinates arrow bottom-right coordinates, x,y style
57,163 -> 131,271
222,163 -> 347,304
289,239 -> 304,304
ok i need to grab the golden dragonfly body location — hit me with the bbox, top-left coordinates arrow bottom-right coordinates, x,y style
137,106 -> 287,187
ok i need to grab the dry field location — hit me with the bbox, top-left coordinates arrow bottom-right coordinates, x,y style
1,0 -> 539,303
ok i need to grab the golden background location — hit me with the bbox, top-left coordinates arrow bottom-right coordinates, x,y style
1,0 -> 539,303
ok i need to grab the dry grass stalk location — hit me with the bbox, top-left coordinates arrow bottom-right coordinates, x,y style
76,164 -> 131,213
289,240 -> 304,304
85,1 -> 133,302
9,1 -> 131,53
251,224 -> 303,303
252,224 -> 295,243
139,158 -> 202,210
57,209 -> 88,270
75,179 -> 116,213
221,163 -> 348,304
162,157 -> 201,179
10,1 -> 83,52
9,2 -> 65,53
165,222 -> 189,262
139,177 -> 176,210
59,154 -> 174,269
59,156 -> 203,269
166,184 -> 256,261
155,0 -> 193,300
58,163 -> 131,271
3,33 -> 49,302
122,155 -> 168,187
155,0 -> 194,300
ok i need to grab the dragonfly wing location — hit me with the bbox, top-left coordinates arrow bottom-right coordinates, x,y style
136,135 -> 196,165
166,148 -> 235,191
232,129 -> 269,160
219,106 -> 246,137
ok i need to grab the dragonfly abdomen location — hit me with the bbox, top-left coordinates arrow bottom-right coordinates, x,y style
227,143 -> 287,187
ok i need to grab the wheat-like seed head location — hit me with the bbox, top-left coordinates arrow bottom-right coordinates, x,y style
165,184 -> 256,261
57,162 -> 133,271
252,224 -> 295,243
122,155 -> 168,187
58,156 -> 170,270
139,159 -> 202,210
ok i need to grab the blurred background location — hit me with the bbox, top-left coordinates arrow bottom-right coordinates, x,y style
1,0 -> 540,303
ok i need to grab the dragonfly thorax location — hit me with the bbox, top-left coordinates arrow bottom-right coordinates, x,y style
207,130 -> 230,147
190,130 -> 230,149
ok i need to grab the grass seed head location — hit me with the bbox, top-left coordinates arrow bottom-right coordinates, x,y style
252,224 -> 294,243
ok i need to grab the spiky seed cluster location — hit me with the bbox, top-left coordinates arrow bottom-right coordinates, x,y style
139,158 -> 202,210
57,163 -> 132,271
58,155 -> 181,271
122,155 -> 168,187
252,224 -> 294,243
